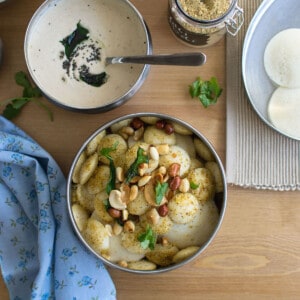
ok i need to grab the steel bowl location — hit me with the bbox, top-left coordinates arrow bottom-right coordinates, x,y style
67,112 -> 227,274
24,0 -> 152,113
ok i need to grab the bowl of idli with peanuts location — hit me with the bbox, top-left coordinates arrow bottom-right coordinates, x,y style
67,113 -> 227,273
24,0 -> 152,113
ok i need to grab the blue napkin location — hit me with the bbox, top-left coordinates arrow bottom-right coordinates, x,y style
0,116 -> 116,300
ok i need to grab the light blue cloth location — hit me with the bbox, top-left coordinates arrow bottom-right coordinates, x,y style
0,116 -> 116,300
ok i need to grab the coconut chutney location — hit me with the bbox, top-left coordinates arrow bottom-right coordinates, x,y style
25,0 -> 150,110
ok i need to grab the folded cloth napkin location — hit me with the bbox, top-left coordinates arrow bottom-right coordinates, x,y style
226,0 -> 300,190
0,116 -> 116,299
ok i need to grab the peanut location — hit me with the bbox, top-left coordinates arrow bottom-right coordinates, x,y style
168,163 -> 181,177
155,119 -> 166,129
146,208 -> 160,225
108,208 -> 121,218
129,184 -> 138,201
155,144 -> 170,155
131,117 -> 144,130
158,204 -> 168,217
169,176 -> 181,191
138,175 -> 152,187
113,222 -> 123,235
164,123 -> 174,135
124,220 -> 135,232
179,178 -> 190,193
149,146 -> 159,161
116,167 -> 124,182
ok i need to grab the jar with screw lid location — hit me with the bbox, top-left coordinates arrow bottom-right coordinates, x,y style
168,0 -> 244,47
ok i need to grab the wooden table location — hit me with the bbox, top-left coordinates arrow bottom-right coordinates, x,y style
1,1 -> 299,299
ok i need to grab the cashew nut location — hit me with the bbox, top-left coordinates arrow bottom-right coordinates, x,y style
109,190 -> 127,210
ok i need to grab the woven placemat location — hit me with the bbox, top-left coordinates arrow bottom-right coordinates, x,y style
226,0 -> 300,190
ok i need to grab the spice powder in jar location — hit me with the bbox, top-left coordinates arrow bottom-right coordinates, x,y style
168,0 -> 244,47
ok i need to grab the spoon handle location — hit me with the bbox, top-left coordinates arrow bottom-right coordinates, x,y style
106,52 -> 206,66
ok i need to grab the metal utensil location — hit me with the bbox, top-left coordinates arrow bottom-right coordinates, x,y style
106,52 -> 206,66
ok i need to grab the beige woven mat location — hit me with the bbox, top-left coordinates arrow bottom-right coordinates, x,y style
226,0 -> 300,190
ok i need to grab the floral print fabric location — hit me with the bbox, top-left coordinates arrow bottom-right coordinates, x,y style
0,116 -> 116,300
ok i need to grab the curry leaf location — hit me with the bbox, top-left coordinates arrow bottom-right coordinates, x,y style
125,147 -> 149,183
61,22 -> 89,59
100,142 -> 119,194
80,71 -> 107,87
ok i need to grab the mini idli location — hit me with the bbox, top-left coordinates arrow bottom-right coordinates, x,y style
264,28 -> 300,88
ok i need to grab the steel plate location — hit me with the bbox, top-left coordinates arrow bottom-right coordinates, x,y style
242,0 -> 300,140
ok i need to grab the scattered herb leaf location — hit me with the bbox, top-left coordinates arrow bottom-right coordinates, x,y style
189,77 -> 222,108
155,182 -> 168,205
61,22 -> 89,60
190,182 -> 199,190
1,71 -> 53,121
138,226 -> 156,250
100,142 -> 118,194
125,147 -> 149,183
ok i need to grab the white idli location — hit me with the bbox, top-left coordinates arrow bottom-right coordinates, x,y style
164,199 -> 219,249
268,87 -> 300,139
264,28 -> 300,88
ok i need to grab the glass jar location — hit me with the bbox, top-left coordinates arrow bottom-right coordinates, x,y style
168,0 -> 244,47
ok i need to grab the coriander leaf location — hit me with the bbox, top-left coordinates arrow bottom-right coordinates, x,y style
189,79 -> 201,98
15,71 -> 31,89
30,98 -> 54,122
189,76 -> 222,108
61,22 -> 89,60
15,71 -> 42,98
2,98 -> 30,120
125,147 -> 149,183
1,71 -> 53,121
155,182 -> 168,205
138,226 -> 156,250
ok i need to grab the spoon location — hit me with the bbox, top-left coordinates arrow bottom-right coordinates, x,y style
105,52 -> 206,66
